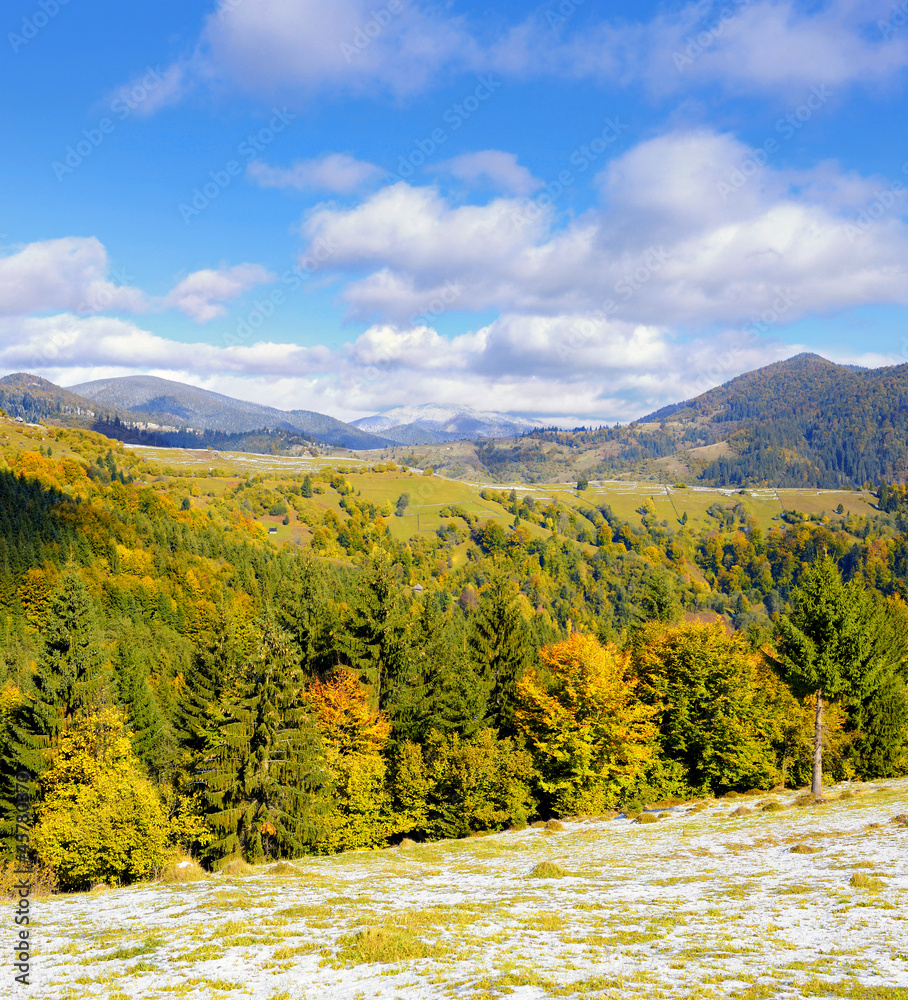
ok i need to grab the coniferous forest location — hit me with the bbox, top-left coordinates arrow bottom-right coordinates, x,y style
1,421 -> 907,892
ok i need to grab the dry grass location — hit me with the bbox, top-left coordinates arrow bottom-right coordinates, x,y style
849,873 -> 885,889
790,844 -> 822,855
635,813 -> 659,825
544,819 -> 565,832
528,862 -> 568,878
157,858 -> 208,884
218,858 -> 256,877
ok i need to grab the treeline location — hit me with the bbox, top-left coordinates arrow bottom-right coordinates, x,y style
0,437 -> 906,891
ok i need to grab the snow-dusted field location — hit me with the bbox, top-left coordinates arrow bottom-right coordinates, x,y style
29,779 -> 908,1000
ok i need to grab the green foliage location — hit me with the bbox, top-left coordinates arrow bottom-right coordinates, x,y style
32,708 -> 169,891
468,572 -> 534,736
632,623 -> 798,794
202,620 -> 329,864
392,729 -> 535,840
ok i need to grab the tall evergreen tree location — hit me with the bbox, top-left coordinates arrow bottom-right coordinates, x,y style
6,573 -> 107,779
275,553 -> 335,677
204,619 -> 328,862
339,549 -> 412,711
773,556 -> 901,795
112,634 -> 167,777
468,571 -> 533,736
386,594 -> 485,742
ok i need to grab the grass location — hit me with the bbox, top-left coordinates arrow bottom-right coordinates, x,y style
27,776 -> 908,999
528,861 -> 569,878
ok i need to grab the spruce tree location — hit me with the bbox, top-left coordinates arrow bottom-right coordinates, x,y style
387,594 -> 485,741
468,570 -> 533,736
113,636 -> 166,777
275,553 -> 334,677
301,475 -> 313,498
204,619 -> 328,862
339,549 -> 412,711
6,573 -> 107,779
774,556 -> 901,795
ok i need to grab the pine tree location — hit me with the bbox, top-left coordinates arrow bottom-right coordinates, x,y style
301,475 -> 313,498
386,594 -> 485,742
204,619 -> 329,862
773,556 -> 901,795
468,571 -> 533,736
339,549 -> 412,711
113,635 -> 166,777
6,573 -> 107,779
275,553 -> 334,677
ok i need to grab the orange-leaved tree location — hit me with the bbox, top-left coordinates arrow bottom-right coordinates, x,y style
515,633 -> 657,816
305,668 -> 404,851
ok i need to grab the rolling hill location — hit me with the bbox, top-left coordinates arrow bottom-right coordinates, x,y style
68,375 -> 392,450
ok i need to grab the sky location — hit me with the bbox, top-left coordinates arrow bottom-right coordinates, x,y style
1,0 -> 907,425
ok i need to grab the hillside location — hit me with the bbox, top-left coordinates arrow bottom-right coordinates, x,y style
383,354 -> 908,488
0,373 -> 102,425
70,375 -> 391,449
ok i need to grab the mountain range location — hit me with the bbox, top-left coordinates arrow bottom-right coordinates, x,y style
4,354 -> 908,486
0,373 -> 542,453
351,403 -> 541,445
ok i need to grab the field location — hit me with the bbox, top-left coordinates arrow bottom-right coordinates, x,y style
112,442 -> 878,544
30,779 -> 908,1000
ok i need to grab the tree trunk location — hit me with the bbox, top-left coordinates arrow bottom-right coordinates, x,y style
811,688 -> 823,798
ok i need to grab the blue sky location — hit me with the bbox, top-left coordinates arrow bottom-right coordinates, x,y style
1,0 -> 907,423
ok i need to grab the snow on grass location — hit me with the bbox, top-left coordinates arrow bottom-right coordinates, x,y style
28,779 -> 908,999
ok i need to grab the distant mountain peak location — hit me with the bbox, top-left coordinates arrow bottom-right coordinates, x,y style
352,402 -> 542,444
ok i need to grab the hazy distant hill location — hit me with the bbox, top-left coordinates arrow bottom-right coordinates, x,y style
69,375 -> 391,450
353,403 -> 540,445
0,373 -> 101,424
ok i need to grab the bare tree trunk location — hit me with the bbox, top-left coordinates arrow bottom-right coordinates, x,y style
811,688 -> 823,798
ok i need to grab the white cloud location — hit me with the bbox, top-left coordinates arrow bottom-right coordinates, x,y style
299,130 -> 908,326
163,264 -> 277,323
134,0 -> 907,109
432,151 -> 542,196
0,238 -> 148,317
198,0 -> 477,98
247,154 -> 383,194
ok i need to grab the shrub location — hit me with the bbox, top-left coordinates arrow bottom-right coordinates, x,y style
528,862 -> 567,878
849,872 -> 884,889
159,858 -> 208,884
635,813 -> 658,824
33,708 -> 169,891
544,819 -> 565,832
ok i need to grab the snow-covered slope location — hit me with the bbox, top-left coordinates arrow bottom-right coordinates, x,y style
353,403 -> 542,444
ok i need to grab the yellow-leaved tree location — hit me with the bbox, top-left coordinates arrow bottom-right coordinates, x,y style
33,707 -> 169,890
515,633 -> 657,816
305,669 -> 404,852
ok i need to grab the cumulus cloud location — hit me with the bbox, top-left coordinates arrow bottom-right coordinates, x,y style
432,151 -> 542,196
247,154 -> 383,194
163,264 -> 277,323
0,238 -> 148,317
300,130 -> 908,326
